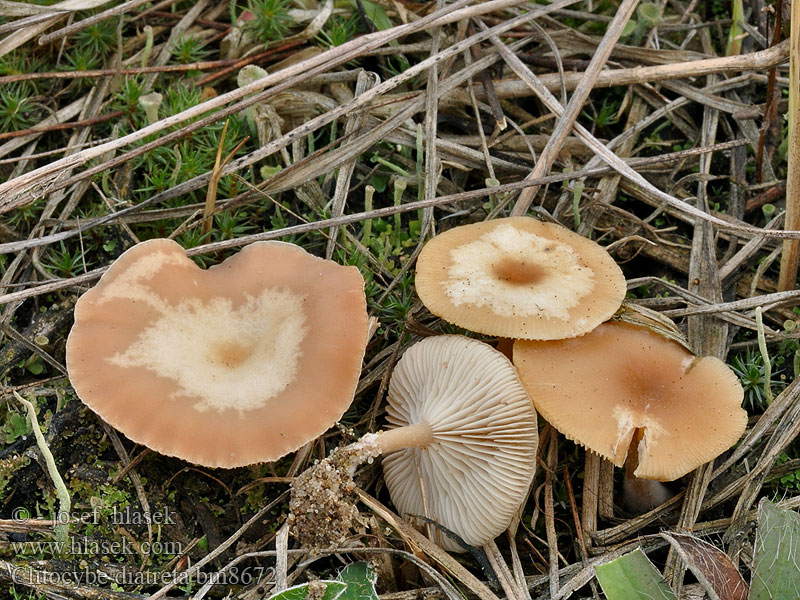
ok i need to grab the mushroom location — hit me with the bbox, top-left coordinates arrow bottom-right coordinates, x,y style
513,320 -> 747,484
290,335 -> 538,553
66,239 -> 369,468
380,335 -> 539,551
414,217 -> 626,340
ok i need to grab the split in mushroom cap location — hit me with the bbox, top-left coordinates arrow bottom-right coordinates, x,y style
414,217 -> 626,340
513,321 -> 746,481
381,335 -> 538,551
66,239 -> 369,468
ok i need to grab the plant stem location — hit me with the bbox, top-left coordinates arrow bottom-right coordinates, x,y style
725,0 -> 745,56
14,391 -> 71,546
362,184 -> 374,245
755,307 -> 773,404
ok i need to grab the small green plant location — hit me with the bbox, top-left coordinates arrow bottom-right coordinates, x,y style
21,354 -> 45,376
74,18 -> 117,57
113,76 -> 144,118
62,47 -> 101,73
2,407 -> 31,444
176,229 -> 211,254
267,562 -> 378,600
245,0 -> 293,44
0,87 -> 38,131
316,14 -> 361,48
44,242 -> 89,278
171,34 -> 210,64
775,453 -> 800,491
582,97 -> 620,131
0,51 -> 43,82
163,84 -> 202,119
10,586 -> 47,600
7,198 -> 43,229
731,348 -> 773,410
620,2 -> 662,45
214,209 -> 256,240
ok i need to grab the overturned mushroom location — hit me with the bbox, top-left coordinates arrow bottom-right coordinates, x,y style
513,320 -> 747,482
290,335 -> 537,552
415,217 -> 625,340
66,239 -> 369,468
381,335 -> 538,551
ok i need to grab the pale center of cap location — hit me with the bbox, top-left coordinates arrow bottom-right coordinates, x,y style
109,288 -> 308,414
444,224 -> 595,319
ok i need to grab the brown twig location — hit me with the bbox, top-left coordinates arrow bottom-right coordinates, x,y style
0,111 -> 124,141
0,61 -> 245,85
147,10 -> 229,30
744,180 -> 787,213
195,41 -> 306,86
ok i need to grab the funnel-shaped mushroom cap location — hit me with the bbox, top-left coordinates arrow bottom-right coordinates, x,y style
66,239 -> 368,468
415,217 -> 625,340
514,322 -> 746,481
382,335 -> 538,551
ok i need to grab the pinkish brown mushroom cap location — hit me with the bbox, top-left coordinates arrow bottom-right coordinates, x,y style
66,239 -> 368,468
414,217 -> 626,340
513,321 -> 747,481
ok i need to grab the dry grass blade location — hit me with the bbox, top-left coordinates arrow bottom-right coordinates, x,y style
483,27 -> 800,240
201,120 -> 248,236
357,490 -> 501,600
476,40 -> 789,98
325,71 -> 378,259
0,0 -> 542,211
37,0 -> 152,46
778,0 -> 800,290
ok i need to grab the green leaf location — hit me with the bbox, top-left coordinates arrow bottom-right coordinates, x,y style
267,581 -> 346,600
594,549 -> 676,600
369,173 -> 388,193
621,19 -> 638,37
353,0 -> 392,32
3,411 -> 31,443
350,0 -> 398,47
725,0 -> 745,56
25,355 -> 44,375
750,499 -> 800,600
267,563 -> 377,600
337,562 -> 379,600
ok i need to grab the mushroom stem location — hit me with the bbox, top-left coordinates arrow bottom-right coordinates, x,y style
495,337 -> 514,361
375,422 -> 434,454
622,429 -> 673,513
